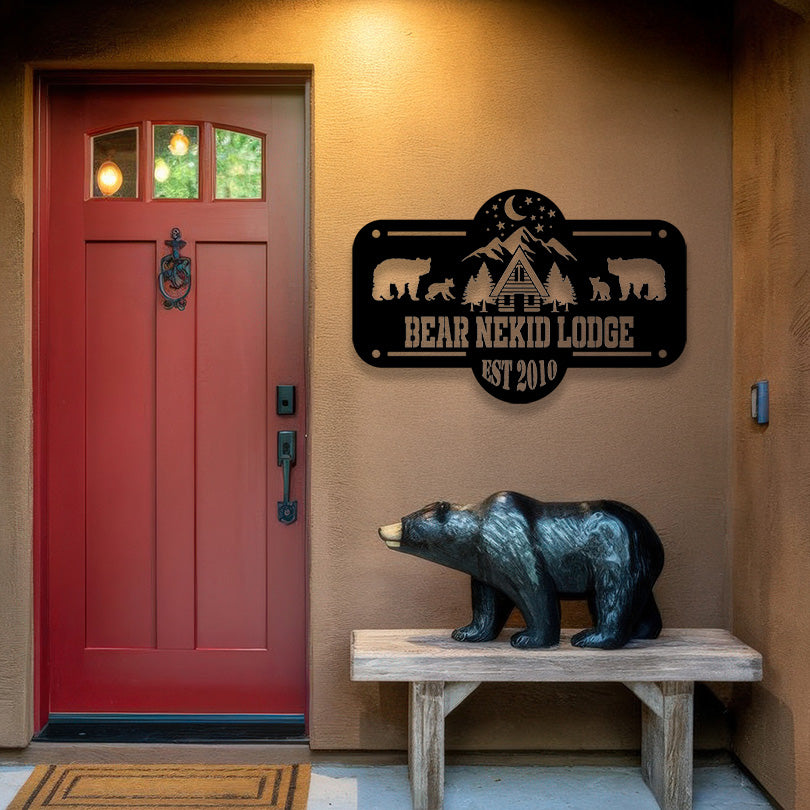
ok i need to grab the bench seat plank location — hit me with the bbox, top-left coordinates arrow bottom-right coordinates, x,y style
351,628 -> 762,683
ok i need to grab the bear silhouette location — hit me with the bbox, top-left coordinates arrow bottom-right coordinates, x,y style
607,258 -> 667,301
425,278 -> 455,302
371,257 -> 431,301
379,491 -> 664,649
589,277 -> 611,302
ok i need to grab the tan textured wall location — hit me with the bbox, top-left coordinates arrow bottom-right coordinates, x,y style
0,65 -> 34,748
0,0 -> 732,750
732,2 -> 810,807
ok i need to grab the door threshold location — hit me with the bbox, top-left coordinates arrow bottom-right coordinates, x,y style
35,714 -> 306,744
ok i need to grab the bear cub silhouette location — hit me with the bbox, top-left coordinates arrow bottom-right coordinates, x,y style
379,491 -> 664,649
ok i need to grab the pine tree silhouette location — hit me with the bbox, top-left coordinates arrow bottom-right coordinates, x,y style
544,262 -> 577,312
462,262 -> 495,311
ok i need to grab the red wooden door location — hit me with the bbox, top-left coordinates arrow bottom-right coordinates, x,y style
43,82 -> 306,717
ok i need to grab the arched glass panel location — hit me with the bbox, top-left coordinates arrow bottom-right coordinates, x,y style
91,127 -> 138,198
153,125 -> 200,199
215,128 -> 263,199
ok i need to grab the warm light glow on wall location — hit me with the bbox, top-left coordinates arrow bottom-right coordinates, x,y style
96,160 -> 123,196
345,8 -> 400,43
339,5 -> 414,69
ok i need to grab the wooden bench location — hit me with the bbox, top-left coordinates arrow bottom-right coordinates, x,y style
351,628 -> 762,810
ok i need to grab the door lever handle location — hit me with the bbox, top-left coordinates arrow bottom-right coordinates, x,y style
277,430 -> 297,524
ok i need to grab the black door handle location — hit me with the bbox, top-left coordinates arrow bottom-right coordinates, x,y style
277,430 -> 297,524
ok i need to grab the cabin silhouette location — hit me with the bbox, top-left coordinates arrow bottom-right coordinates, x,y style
490,246 -> 549,313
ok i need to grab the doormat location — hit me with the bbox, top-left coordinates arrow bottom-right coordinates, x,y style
8,764 -> 310,810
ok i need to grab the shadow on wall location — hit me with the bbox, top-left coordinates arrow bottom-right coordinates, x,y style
360,678 -> 732,752
734,684 -> 795,807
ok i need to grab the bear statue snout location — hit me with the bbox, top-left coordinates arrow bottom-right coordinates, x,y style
378,522 -> 403,548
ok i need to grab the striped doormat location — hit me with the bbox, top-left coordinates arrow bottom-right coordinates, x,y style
8,764 -> 310,810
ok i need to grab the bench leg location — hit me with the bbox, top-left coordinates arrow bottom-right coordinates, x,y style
409,681 -> 445,810
640,681 -> 694,810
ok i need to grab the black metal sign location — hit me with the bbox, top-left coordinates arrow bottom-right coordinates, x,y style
353,190 -> 685,403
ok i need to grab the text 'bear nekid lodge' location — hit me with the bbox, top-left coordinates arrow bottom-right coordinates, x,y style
403,314 -> 636,350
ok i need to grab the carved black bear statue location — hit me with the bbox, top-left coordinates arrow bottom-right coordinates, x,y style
378,491 -> 664,649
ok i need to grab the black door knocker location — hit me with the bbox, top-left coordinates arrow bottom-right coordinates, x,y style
158,227 -> 192,310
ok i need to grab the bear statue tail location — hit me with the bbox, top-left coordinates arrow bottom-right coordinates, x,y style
607,500 -> 664,584
623,505 -> 665,641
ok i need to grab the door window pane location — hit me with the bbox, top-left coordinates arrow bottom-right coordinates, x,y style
91,128 -> 138,198
215,128 -> 263,199
153,125 -> 199,199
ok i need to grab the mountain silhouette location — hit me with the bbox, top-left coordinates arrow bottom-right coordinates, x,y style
465,226 -> 576,264
540,237 -> 576,261
464,226 -> 537,263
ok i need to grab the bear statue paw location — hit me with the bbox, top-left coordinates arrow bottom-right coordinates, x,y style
571,628 -> 627,649
452,624 -> 497,643
510,629 -> 559,649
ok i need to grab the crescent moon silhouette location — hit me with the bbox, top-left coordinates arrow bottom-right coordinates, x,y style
504,194 -> 526,222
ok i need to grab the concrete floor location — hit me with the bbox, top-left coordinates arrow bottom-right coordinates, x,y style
1,762 -> 774,809
0,769 -> 30,810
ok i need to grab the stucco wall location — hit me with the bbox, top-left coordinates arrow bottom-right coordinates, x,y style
0,0 -> 732,750
732,2 -> 810,807
0,66 -> 33,748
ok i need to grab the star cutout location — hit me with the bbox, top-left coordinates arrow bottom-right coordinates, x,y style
525,196 -> 533,205
497,221 -> 505,232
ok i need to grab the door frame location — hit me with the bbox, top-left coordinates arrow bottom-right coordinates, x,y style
33,69 -> 312,733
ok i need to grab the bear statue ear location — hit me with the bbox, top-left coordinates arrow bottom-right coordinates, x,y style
435,501 -> 450,522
